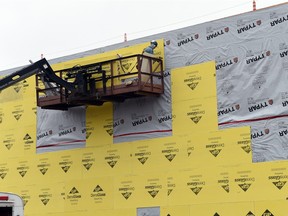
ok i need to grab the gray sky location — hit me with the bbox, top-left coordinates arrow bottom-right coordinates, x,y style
0,0 -> 287,71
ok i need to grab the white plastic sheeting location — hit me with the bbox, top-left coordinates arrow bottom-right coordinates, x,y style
36,106 -> 86,153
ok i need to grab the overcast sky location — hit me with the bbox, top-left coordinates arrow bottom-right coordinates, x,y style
0,0 -> 287,71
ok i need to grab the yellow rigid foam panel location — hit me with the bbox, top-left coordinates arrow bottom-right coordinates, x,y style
253,160 -> 288,201
189,202 -> 255,216
80,147 -> 99,179
82,177 -> 114,211
0,159 -> 11,186
86,103 -> 113,148
53,150 -> 83,181
51,39 -> 165,89
161,205 -> 190,216
131,136 -> 188,173
33,153 -> 60,184
171,60 -> 217,102
180,128 -> 252,169
136,171 -> 167,207
51,39 -> 165,72
172,96 -> 218,135
32,183 -> 65,214
94,143 -> 133,177
229,163 -> 264,202
17,124 -> 36,156
131,138 -> 163,175
64,179 -> 90,212
254,199 -> 288,216
114,174 -> 140,209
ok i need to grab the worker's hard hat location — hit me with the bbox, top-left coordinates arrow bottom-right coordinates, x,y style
151,40 -> 158,47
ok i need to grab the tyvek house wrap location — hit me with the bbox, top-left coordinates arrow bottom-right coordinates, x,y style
33,3 -> 288,161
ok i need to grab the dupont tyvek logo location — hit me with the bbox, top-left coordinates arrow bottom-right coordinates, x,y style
214,213 -> 220,216
272,180 -> 286,189
246,211 -> 255,216
218,104 -> 240,116
148,190 -> 159,198
237,20 -> 261,34
238,183 -> 251,192
270,13 -> 288,27
121,192 -> 132,200
167,189 -> 173,196
206,26 -> 229,40
17,166 -> 28,177
177,32 -> 199,47
262,209 -> 274,216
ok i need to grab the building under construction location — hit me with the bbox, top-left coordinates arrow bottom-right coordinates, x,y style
0,2 -> 288,216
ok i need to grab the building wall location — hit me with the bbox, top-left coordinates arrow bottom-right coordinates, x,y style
1,3 -> 288,216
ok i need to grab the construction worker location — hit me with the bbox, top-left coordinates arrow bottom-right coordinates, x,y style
143,40 -> 158,54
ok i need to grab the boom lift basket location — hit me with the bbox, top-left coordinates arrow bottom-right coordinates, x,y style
36,53 -> 164,110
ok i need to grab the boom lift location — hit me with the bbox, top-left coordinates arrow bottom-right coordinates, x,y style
0,53 -> 164,110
